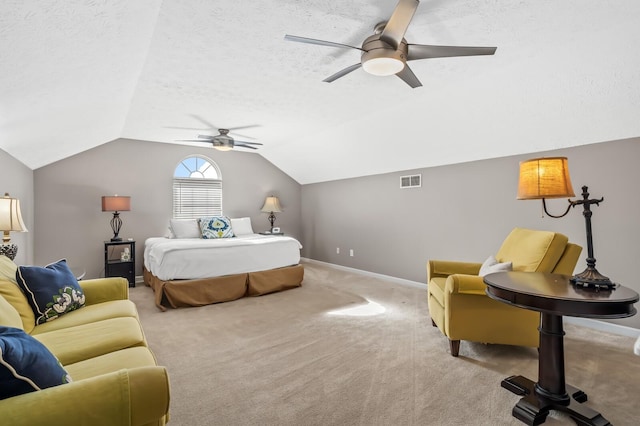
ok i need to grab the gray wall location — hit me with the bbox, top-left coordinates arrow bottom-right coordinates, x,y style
0,148 -> 34,265
34,139 -> 301,279
301,137 -> 640,329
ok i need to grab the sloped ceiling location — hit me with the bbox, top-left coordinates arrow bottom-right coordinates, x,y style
1,0 -> 639,184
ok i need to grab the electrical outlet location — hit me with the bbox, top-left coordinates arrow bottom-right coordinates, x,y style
349,249 -> 354,257
336,247 -> 340,254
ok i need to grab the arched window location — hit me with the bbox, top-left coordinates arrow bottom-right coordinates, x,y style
173,155 -> 222,218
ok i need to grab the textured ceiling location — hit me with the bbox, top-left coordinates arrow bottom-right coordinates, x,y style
1,0 -> 639,184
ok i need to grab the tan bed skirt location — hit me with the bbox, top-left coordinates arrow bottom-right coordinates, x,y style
143,264 -> 304,311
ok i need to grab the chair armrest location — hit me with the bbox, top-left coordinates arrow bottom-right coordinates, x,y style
79,277 -> 129,305
427,260 -> 482,281
0,367 -> 170,426
446,274 -> 487,296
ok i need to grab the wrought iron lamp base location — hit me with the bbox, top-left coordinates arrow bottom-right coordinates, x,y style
571,266 -> 616,290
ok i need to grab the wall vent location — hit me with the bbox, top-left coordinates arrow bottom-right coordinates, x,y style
400,174 -> 421,188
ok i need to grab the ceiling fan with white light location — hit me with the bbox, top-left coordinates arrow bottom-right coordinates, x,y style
284,0 -> 497,88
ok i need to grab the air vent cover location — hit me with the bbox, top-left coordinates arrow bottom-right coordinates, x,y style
400,174 -> 421,188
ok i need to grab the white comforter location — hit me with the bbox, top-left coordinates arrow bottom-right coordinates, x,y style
144,234 -> 302,281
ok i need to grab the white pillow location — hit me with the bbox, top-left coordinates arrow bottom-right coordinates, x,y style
230,217 -> 254,236
479,255 -> 512,277
169,219 -> 201,239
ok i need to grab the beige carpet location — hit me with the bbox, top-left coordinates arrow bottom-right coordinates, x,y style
129,262 -> 640,426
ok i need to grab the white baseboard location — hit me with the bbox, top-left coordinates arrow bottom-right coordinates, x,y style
301,258 -> 640,338
563,316 -> 640,338
301,258 -> 427,289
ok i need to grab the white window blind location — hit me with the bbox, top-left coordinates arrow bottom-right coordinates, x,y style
172,178 -> 222,219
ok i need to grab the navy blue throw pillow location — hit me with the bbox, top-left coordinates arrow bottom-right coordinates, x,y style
0,326 -> 72,400
16,259 -> 86,325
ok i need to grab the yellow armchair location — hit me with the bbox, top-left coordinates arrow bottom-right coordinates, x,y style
427,227 -> 582,357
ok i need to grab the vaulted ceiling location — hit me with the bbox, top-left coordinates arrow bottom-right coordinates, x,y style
1,1 -> 639,184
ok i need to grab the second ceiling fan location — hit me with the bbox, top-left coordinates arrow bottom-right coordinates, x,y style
173,115 -> 263,151
179,129 -> 263,151
285,0 -> 497,88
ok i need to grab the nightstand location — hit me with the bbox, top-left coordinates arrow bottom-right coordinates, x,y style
259,231 -> 284,235
104,240 -> 135,287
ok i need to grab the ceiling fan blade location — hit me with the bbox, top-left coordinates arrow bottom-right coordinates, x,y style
189,114 -> 218,131
234,143 -> 259,150
165,126 -> 209,130
175,139 -> 213,143
396,64 -> 422,88
197,134 -> 214,139
380,0 -> 419,50
407,44 -> 497,60
227,124 -> 260,132
323,63 -> 362,83
285,34 -> 363,51
234,140 -> 263,146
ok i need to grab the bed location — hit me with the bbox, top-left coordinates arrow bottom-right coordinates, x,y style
143,217 -> 304,310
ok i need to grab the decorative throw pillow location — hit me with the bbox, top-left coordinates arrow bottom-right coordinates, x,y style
0,326 -> 72,400
199,216 -> 235,239
0,255 -> 18,284
169,219 -> 201,239
16,259 -> 86,325
230,217 -> 254,236
479,255 -> 513,277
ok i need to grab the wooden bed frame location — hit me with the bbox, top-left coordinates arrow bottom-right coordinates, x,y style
143,264 -> 304,311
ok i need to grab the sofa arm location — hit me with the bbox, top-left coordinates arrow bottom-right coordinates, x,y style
80,277 -> 129,305
427,260 -> 482,281
0,367 -> 170,426
445,274 -> 487,296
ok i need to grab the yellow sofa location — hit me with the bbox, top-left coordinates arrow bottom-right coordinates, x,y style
427,227 -> 582,357
0,275 -> 170,425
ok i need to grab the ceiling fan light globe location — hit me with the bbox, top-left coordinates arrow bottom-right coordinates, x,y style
214,146 -> 233,152
362,57 -> 405,76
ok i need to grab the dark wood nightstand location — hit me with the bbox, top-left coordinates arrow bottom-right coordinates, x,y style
104,240 -> 136,287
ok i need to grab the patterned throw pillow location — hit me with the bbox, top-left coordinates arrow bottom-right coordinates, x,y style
16,259 -> 86,325
199,216 -> 235,239
0,326 -> 72,400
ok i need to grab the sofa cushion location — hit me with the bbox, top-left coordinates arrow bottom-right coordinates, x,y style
0,255 -> 17,284
199,216 -> 235,239
32,316 -> 146,365
0,326 -> 72,400
16,259 -> 86,325
0,294 -> 23,329
30,300 -> 139,335
65,346 -> 158,381
0,281 -> 35,333
496,228 -> 568,272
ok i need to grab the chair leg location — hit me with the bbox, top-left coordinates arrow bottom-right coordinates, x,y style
431,319 -> 436,327
449,339 -> 460,357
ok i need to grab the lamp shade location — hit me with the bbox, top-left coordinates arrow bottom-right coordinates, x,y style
517,157 -> 575,200
0,193 -> 28,232
261,196 -> 282,213
102,196 -> 131,212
